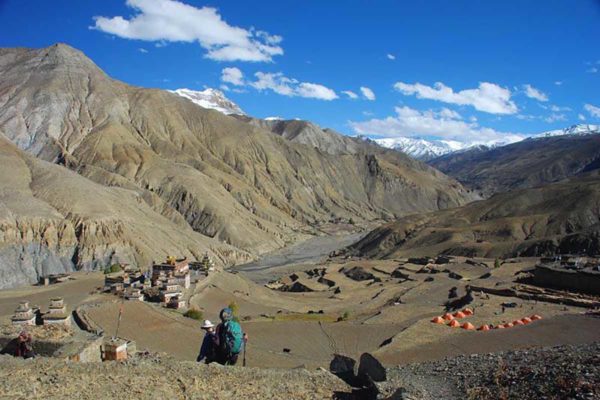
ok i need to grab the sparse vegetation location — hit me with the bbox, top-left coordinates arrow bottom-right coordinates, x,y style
494,258 -> 501,269
103,264 -> 122,274
338,310 -> 350,322
183,308 -> 203,321
228,301 -> 240,322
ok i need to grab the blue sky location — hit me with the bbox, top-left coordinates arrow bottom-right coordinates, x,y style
1,0 -> 599,144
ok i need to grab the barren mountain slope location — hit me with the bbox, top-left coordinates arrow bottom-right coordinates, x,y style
350,172 -> 600,259
0,135 -> 244,289
430,133 -> 600,197
0,44 -> 473,257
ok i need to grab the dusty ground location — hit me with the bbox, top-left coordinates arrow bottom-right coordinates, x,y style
0,271 -> 103,324
1,239 -> 599,376
0,354 -> 350,400
75,254 -> 600,371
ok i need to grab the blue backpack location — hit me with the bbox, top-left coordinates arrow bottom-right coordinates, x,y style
221,320 -> 244,355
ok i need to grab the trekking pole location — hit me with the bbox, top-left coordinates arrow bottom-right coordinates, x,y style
243,341 -> 247,367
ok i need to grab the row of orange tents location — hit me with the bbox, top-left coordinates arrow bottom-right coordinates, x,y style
431,309 -> 542,331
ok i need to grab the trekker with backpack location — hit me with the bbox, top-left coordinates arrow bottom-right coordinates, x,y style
215,307 -> 248,366
196,320 -> 218,364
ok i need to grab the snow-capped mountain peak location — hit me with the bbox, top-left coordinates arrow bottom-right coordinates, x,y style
374,137 -> 466,161
170,88 -> 244,115
535,124 -> 600,138
374,124 -> 600,161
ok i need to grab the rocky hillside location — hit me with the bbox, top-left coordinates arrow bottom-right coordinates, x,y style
350,172 -> 600,259
430,128 -> 600,197
0,135 -> 242,289
0,44 -> 473,287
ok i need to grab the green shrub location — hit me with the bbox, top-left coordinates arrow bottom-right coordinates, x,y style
494,258 -> 501,269
184,308 -> 203,321
103,264 -> 122,274
338,310 -> 350,321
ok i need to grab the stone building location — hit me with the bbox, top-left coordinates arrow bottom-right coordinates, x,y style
43,297 -> 71,326
11,301 -> 36,326
124,288 -> 144,301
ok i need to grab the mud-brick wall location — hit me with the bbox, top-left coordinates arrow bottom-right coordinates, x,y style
533,265 -> 600,294
53,335 -> 104,362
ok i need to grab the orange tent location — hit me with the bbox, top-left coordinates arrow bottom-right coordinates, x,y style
453,311 -> 466,319
448,319 -> 461,328
503,322 -> 514,328
462,308 -> 473,316
513,320 -> 525,326
431,316 -> 445,324
531,314 -> 542,321
477,324 -> 490,331
495,324 -> 505,329
442,313 -> 454,321
521,317 -> 532,324
461,322 -> 475,330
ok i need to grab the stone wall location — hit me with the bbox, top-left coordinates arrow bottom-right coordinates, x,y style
534,264 -> 600,294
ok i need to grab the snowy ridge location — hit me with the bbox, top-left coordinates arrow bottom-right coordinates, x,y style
534,124 -> 600,138
170,88 -> 244,115
375,124 -> 600,160
374,137 -> 465,161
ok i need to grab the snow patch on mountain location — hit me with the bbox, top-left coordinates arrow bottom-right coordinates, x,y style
171,88 -> 244,115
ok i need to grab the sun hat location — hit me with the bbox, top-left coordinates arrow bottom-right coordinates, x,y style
201,320 -> 215,329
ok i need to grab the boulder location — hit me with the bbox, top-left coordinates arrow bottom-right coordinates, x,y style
358,353 -> 386,382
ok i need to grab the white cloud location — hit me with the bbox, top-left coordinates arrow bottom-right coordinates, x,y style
544,113 -> 567,123
349,105 -> 523,144
251,72 -> 337,100
92,0 -> 283,62
585,103 -> 600,118
587,67 -> 599,73
386,53 -> 396,60
221,67 -> 244,86
219,84 -> 230,91
516,114 -> 537,121
138,47 -> 148,53
550,105 -> 571,112
554,81 -> 563,86
296,83 -> 338,100
523,84 -> 548,102
579,113 -> 586,121
342,90 -> 359,99
360,86 -> 376,101
393,81 -> 518,114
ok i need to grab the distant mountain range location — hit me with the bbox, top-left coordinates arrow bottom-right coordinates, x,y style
374,124 -> 600,161
430,125 -> 600,197
171,88 -> 600,165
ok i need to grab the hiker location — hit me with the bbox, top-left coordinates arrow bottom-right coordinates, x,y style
196,320 -> 218,364
0,331 -> 35,359
215,307 -> 248,366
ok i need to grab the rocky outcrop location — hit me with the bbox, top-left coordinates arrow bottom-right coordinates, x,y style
0,136 -> 248,288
